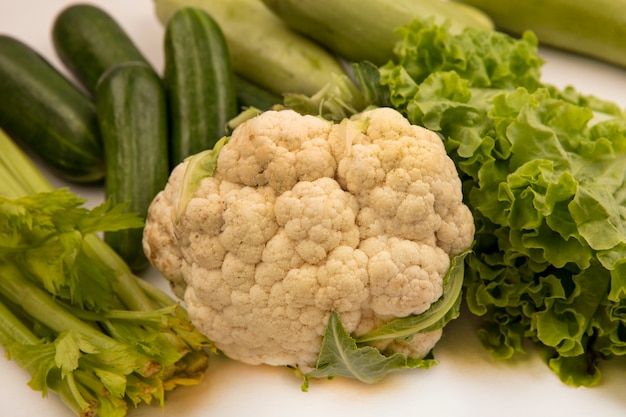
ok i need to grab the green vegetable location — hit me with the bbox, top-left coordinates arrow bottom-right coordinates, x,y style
454,0 -> 626,68
0,35 -> 103,183
378,20 -> 626,387
0,127 -> 212,417
284,19 -> 626,387
96,62 -> 169,271
164,7 -> 238,167
303,250 -> 467,389
284,60 -> 390,122
234,74 -> 282,112
52,3 -> 154,94
261,0 -> 494,65
153,0 -> 348,96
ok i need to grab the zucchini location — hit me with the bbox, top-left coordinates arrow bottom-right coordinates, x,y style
0,35 -> 103,183
164,7 -> 238,167
52,3 -> 153,94
234,75 -> 282,111
154,0 -> 347,96
260,0 -> 494,65
453,0 -> 626,68
95,62 -> 169,271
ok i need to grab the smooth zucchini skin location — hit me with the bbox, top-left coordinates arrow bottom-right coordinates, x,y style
154,0 -> 347,96
454,0 -> 626,68
52,3 -> 153,95
96,62 -> 169,271
0,35 -> 104,183
260,0 -> 494,65
164,7 -> 238,167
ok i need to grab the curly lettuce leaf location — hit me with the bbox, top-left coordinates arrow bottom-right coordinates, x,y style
378,18 -> 626,387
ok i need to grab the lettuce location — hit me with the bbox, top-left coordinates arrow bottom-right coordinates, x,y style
283,17 -> 626,387
379,19 -> 626,386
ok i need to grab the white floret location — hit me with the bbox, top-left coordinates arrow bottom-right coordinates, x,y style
143,107 -> 475,370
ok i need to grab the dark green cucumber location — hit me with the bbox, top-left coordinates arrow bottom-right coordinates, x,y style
52,3 -> 153,95
163,7 -> 238,167
0,35 -> 103,183
95,62 -> 169,271
234,74 -> 282,111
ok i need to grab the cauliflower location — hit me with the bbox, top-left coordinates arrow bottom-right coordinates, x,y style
143,107 -> 474,377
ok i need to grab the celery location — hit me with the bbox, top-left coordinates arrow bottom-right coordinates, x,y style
0,127 -> 213,417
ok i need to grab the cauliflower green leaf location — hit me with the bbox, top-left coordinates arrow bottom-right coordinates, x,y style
305,251 -> 467,388
304,311 -> 437,389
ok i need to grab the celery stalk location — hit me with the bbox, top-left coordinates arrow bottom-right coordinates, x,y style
0,126 -> 213,416
0,262 -> 119,351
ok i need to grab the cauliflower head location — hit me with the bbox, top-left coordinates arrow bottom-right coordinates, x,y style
143,107 -> 474,371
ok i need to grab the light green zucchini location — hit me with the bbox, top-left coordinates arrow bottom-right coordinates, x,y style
260,0 -> 494,65
454,0 -> 626,68
154,0 -> 347,96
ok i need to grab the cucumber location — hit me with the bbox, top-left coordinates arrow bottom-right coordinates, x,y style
453,0 -> 626,68
260,0 -> 494,65
164,7 -> 238,167
154,0 -> 347,96
52,3 -> 153,95
234,75 -> 282,111
95,62 -> 169,271
0,35 -> 103,183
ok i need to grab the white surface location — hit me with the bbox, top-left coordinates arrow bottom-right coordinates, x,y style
2,2 -> 626,416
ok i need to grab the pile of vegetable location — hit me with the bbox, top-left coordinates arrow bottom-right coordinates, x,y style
0,1 -> 483,414
0,4 -> 239,417
154,0 -> 626,387
260,6 -> 626,387
3,0 -> 626,415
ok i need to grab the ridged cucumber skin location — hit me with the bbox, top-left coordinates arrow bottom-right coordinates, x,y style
260,0 -> 494,66
164,7 -> 238,167
52,3 -> 153,95
454,0 -> 626,68
95,62 -> 169,271
154,0 -> 347,96
0,35 -> 104,183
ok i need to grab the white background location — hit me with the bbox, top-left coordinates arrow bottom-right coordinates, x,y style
2,1 -> 626,416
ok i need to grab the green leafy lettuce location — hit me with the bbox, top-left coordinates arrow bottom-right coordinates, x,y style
378,19 -> 626,387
